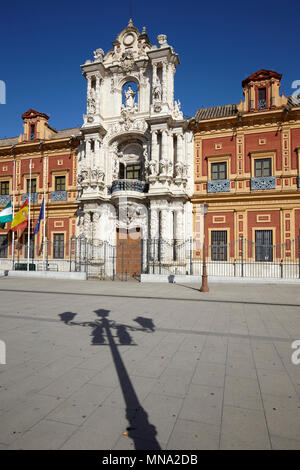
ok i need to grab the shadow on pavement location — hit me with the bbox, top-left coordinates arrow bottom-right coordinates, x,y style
59,309 -> 161,450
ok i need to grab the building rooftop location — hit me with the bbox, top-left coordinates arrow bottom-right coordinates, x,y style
0,126 -> 81,148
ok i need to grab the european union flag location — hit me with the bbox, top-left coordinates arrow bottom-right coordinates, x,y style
34,197 -> 44,235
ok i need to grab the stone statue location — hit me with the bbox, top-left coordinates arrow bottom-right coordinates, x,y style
160,159 -> 168,176
153,79 -> 162,102
124,86 -> 135,109
149,160 -> 157,176
97,168 -> 105,183
93,48 -> 104,62
175,162 -> 183,178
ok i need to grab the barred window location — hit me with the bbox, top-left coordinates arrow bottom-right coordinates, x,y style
255,230 -> 273,262
53,234 -> 64,259
211,230 -> 227,261
24,234 -> 34,259
0,234 -> 8,258
30,124 -> 35,141
258,88 -> 266,109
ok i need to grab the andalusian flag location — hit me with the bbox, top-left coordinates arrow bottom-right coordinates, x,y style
0,200 -> 13,225
11,200 -> 28,233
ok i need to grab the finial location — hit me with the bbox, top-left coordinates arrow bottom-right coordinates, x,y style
128,17 -> 133,27
142,26 -> 146,34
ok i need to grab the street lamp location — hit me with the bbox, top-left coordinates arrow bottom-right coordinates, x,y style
200,202 -> 209,292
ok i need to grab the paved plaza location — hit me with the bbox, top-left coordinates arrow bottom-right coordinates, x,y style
0,277 -> 300,450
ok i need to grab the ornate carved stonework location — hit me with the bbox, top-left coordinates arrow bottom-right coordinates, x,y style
79,20 -> 193,245
120,50 -> 135,73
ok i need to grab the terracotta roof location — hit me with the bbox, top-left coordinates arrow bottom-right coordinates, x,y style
194,104 -> 238,122
0,127 -> 81,148
288,95 -> 300,107
0,136 -> 19,147
242,69 -> 282,88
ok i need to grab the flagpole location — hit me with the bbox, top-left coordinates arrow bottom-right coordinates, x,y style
12,159 -> 15,270
43,154 -> 47,270
27,158 -> 32,271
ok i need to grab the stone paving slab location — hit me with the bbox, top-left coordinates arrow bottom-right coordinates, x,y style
1,278 -> 300,449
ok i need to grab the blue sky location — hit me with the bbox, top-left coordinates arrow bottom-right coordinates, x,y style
0,0 -> 299,138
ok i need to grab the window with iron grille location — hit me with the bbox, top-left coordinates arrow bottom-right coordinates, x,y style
53,234 -> 64,259
126,164 -> 141,180
24,234 -> 34,259
0,234 -> 8,258
254,158 -> 271,177
30,124 -> 35,141
255,230 -> 273,262
258,88 -> 266,109
211,230 -> 227,261
0,181 -> 9,195
211,162 -> 227,180
27,178 -> 37,194
55,176 -> 66,191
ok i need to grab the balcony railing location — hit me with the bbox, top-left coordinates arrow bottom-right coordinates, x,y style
22,193 -> 38,203
51,190 -> 67,201
0,195 -> 10,205
207,179 -> 230,193
258,99 -> 267,110
251,176 -> 276,191
111,180 -> 148,194
298,175 -> 300,188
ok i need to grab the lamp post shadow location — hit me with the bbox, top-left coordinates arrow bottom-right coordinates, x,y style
59,309 -> 161,450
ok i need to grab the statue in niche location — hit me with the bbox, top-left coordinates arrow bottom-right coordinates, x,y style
124,86 -> 136,109
97,168 -> 105,183
153,79 -> 162,102
175,162 -> 184,178
160,159 -> 168,176
149,160 -> 157,176
87,98 -> 96,115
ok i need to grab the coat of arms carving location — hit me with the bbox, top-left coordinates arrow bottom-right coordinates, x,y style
120,50 -> 135,73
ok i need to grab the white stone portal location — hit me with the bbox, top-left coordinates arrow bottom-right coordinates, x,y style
77,19 -> 194,244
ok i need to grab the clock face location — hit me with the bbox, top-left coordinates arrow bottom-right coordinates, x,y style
123,33 -> 134,46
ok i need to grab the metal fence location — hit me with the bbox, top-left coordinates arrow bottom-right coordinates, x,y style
0,236 -> 300,280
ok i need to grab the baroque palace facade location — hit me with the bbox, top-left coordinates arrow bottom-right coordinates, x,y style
1,21 -> 300,277
191,70 -> 300,266
0,109 -> 80,268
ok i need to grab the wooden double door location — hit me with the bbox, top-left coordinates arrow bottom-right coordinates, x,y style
116,228 -> 142,280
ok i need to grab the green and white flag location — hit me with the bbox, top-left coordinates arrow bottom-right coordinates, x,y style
0,200 -> 13,224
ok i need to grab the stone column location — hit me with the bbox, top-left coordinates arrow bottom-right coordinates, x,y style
83,211 -> 91,241
177,134 -> 183,164
152,63 -> 157,95
150,131 -> 158,175
96,76 -> 100,114
162,62 -> 167,102
161,130 -> 168,161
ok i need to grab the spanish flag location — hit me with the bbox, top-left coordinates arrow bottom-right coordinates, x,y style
11,200 -> 29,232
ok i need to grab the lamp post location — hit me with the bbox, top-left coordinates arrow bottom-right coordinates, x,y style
200,202 -> 209,292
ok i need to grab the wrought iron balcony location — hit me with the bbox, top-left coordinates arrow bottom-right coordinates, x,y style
258,99 -> 266,110
207,179 -> 230,193
251,176 -> 276,190
22,193 -> 38,203
51,190 -> 67,201
111,180 -> 148,194
0,195 -> 11,205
